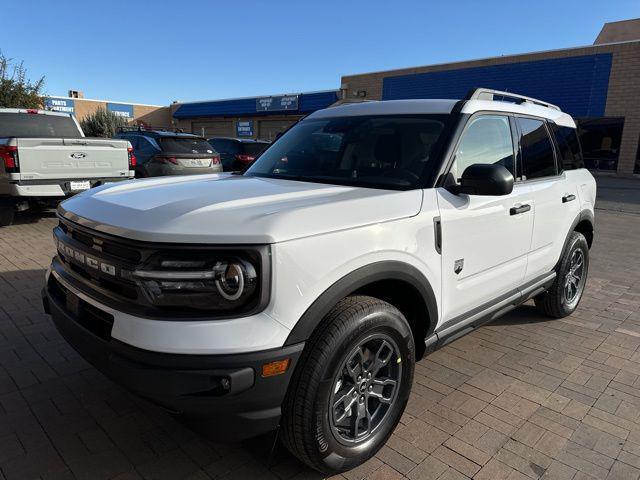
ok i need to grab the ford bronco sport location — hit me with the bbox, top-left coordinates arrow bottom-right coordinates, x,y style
43,89 -> 596,474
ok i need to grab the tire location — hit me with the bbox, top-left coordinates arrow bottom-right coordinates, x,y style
0,205 -> 15,227
281,295 -> 415,474
535,231 -> 589,318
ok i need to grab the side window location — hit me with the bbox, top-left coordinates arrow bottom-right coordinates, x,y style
518,117 -> 557,179
550,123 -> 584,171
451,115 -> 514,182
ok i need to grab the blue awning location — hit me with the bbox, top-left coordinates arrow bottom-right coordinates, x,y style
173,90 -> 339,119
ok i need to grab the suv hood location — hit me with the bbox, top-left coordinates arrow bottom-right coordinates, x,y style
60,174 -> 423,244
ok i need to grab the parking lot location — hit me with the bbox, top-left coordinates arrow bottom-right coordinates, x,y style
0,179 -> 640,480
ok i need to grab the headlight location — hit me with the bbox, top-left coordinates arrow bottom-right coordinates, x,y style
124,250 -> 266,315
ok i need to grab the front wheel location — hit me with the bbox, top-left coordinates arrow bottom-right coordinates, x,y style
281,296 -> 415,474
535,231 -> 589,318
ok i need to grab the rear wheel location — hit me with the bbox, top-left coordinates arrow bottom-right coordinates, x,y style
281,296 -> 415,474
0,202 -> 15,227
535,231 -> 589,318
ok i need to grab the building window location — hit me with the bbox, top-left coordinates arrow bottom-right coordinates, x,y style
576,117 -> 624,172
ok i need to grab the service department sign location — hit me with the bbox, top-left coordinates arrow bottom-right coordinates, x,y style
107,103 -> 134,119
236,121 -> 253,137
256,95 -> 299,112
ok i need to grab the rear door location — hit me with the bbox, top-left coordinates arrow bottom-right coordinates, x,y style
518,117 -> 581,281
436,113 -> 534,323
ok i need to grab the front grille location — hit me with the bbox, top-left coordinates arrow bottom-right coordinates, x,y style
53,216 -> 269,319
54,217 -> 149,314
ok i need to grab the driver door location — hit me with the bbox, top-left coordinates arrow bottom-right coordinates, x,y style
436,114 -> 534,324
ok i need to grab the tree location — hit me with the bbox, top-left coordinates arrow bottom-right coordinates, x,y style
0,52 -> 45,108
80,107 -> 129,137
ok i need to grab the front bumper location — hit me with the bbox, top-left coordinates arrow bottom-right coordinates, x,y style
42,285 -> 304,441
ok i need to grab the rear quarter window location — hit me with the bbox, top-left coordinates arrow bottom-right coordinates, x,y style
551,124 -> 584,171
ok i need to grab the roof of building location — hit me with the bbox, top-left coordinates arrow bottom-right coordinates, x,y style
594,18 -> 640,44
172,90 -> 340,119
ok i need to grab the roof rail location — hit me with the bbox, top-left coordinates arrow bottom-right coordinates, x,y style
464,88 -> 561,111
116,125 -> 183,133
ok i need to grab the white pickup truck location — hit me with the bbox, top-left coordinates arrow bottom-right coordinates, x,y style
0,108 -> 135,226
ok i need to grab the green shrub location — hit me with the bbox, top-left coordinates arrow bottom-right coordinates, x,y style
0,52 -> 45,108
80,107 -> 129,137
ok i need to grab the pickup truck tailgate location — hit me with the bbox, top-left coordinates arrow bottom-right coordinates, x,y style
16,138 -> 131,181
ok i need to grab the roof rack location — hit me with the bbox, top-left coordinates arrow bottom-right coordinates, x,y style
116,125 -> 184,133
464,88 -> 561,111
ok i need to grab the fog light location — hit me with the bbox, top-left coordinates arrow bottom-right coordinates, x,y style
262,359 -> 290,377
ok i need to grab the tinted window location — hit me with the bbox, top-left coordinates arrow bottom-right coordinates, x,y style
246,115 -> 448,190
0,113 -> 81,138
137,137 -> 159,159
158,137 -> 216,154
451,115 -> 514,181
209,138 -> 240,154
551,124 -> 584,171
518,118 -> 556,179
241,142 -> 269,156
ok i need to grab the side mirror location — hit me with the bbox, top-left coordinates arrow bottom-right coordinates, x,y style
452,163 -> 514,196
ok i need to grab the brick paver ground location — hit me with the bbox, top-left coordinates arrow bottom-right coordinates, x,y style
2,193 -> 640,479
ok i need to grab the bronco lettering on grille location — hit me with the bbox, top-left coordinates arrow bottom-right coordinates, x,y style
55,237 -> 117,277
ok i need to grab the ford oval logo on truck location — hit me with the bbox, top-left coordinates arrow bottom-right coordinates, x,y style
70,152 -> 86,159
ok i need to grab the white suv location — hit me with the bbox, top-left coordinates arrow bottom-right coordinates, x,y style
43,89 -> 596,474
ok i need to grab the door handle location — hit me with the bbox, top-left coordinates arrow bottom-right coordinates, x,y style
562,194 -> 576,203
510,204 -> 531,215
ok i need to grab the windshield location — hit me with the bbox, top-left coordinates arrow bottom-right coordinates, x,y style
245,115 -> 448,189
0,113 -> 82,138
158,137 -> 216,154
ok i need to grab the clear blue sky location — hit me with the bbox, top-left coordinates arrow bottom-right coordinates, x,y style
2,0 -> 639,105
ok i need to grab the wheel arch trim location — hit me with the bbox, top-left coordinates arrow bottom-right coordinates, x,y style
284,261 -> 438,346
556,209 -> 594,270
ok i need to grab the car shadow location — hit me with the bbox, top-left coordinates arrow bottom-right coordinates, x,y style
490,303 -> 555,326
11,208 -> 58,225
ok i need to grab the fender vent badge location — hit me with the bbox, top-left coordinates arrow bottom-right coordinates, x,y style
454,259 -> 464,275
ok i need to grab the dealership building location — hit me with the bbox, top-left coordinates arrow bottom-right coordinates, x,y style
44,18 -> 640,176
340,18 -> 640,175
44,92 -> 171,127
